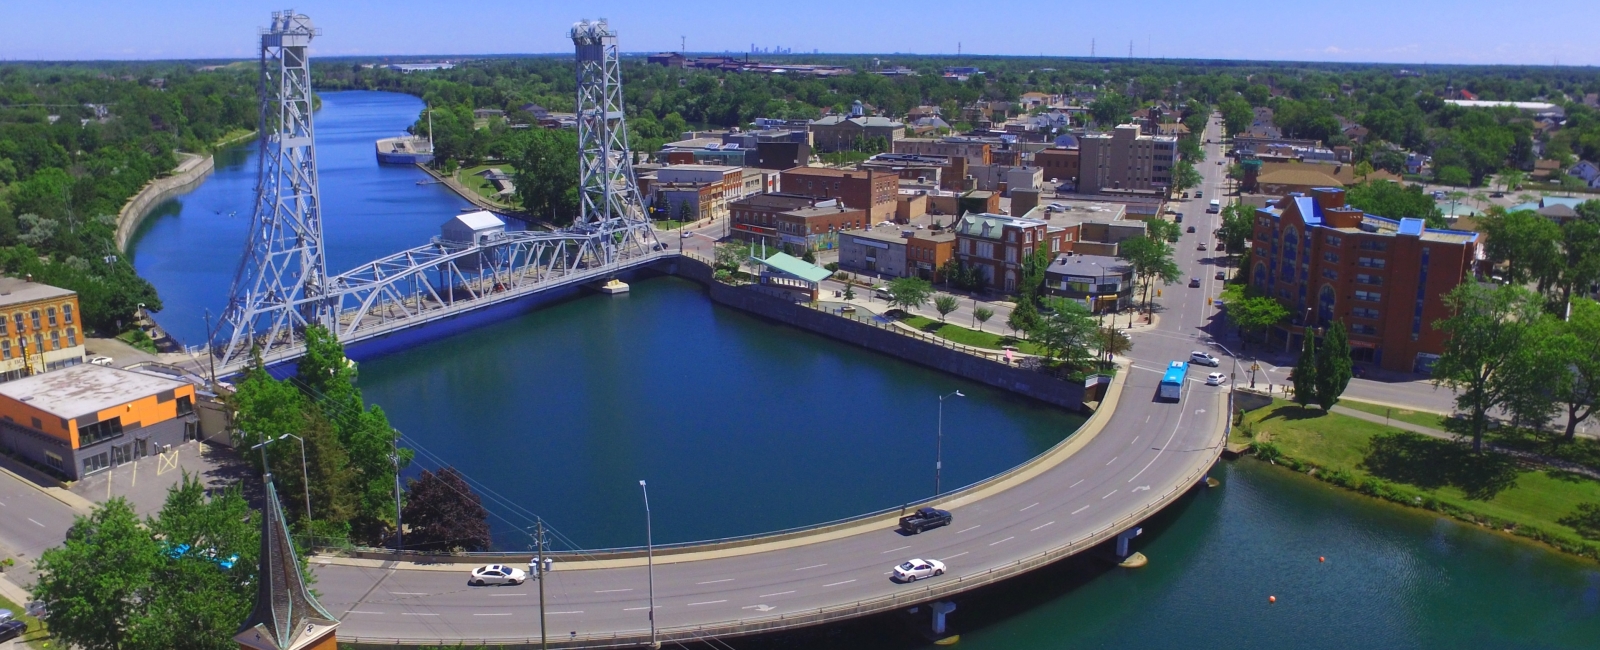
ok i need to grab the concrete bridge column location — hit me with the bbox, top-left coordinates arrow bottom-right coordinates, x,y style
931,601 -> 957,635
1115,526 -> 1147,568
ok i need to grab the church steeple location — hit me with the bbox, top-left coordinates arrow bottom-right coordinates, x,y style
234,477 -> 339,650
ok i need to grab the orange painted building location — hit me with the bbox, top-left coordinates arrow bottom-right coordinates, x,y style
0,364 -> 198,479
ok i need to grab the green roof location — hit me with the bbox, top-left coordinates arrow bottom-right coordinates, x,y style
756,252 -> 833,283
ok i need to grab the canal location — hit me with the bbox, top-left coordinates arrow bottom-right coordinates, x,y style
125,90 -> 1600,648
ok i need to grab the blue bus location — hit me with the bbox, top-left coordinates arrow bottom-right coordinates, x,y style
1158,361 -> 1189,401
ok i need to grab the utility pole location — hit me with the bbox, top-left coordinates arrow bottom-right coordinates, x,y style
936,390 -> 965,495
391,435 -> 403,551
537,519 -> 547,650
639,480 -> 657,649
680,36 -> 685,53
1091,38 -> 1095,58
202,309 -> 217,388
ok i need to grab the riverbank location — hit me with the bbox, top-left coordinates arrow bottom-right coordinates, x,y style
115,152 -> 214,252
1230,397 -> 1600,561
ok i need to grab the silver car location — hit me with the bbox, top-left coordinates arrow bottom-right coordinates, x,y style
469,564 -> 527,586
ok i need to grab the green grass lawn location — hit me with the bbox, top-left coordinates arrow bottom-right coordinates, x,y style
457,164 -> 516,206
1234,399 -> 1600,560
1338,399 -> 1449,430
898,314 -> 1044,355
0,592 -> 50,649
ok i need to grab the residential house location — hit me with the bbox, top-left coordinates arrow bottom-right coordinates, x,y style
1568,160 -> 1600,189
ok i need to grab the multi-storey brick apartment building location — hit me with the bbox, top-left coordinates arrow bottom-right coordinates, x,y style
778,167 -> 898,224
1078,124 -> 1178,193
953,213 -> 1069,293
1248,188 -> 1480,373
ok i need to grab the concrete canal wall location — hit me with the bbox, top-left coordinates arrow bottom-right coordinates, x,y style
116,152 -> 215,252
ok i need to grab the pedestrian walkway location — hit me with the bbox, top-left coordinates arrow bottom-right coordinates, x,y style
1332,404 -> 1600,480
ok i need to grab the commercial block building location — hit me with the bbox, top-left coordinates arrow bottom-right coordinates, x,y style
776,204 -> 869,254
0,277 -> 86,383
1034,147 -> 1080,187
0,364 -> 199,480
778,167 -> 898,224
1078,124 -> 1179,193
1044,254 -> 1135,313
953,213 -> 1068,293
838,227 -> 910,278
1248,188 -> 1481,373
730,193 -> 823,247
649,164 -> 744,221
907,231 -> 957,282
892,137 -> 992,165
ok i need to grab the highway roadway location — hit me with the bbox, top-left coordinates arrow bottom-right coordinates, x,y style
307,118 -> 1237,646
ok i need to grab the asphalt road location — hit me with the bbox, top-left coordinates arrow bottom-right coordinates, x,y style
0,469 -> 80,585
308,118 -> 1235,645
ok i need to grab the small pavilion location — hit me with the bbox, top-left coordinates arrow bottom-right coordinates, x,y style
755,252 -> 832,301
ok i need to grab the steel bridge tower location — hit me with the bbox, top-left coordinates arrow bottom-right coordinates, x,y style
571,20 -> 658,261
215,9 -> 330,370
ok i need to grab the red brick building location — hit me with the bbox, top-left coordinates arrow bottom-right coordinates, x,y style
729,193 -> 822,248
952,213 -> 1069,293
779,167 -> 898,224
907,231 -> 956,282
1033,147 -> 1080,187
776,204 -> 869,254
1248,188 -> 1481,373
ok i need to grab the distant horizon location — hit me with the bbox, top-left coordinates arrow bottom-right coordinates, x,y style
2,1 -> 1596,66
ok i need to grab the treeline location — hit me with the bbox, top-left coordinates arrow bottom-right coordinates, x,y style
0,63 -> 256,333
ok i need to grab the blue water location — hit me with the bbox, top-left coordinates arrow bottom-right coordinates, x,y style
129,90 -> 476,344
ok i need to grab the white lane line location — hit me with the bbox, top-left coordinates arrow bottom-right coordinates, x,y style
1145,415 -> 1151,423
881,545 -> 911,554
474,613 -> 512,617
1106,456 -> 1118,466
489,593 -> 526,597
1130,435 -> 1140,445
1032,521 -> 1056,532
346,610 -> 384,615
940,551 -> 969,561
696,579 -> 734,585
956,525 -> 980,534
1070,479 -> 1084,488
623,606 -> 657,611
1103,489 -> 1118,499
595,588 -> 633,594
389,592 -> 426,596
759,590 -> 796,598
28,518 -> 44,527
989,536 -> 1015,546
822,579 -> 857,587
794,563 -> 828,571
549,611 -> 585,615
688,600 -> 727,607
1072,505 -> 1090,515
1019,502 -> 1038,512
401,613 -> 438,616
1130,371 -> 1193,483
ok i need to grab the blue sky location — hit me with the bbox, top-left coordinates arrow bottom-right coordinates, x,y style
3,1 -> 1597,65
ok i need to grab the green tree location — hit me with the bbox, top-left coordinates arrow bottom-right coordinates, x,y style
1030,297 -> 1098,366
1553,205 -> 1600,308
1344,181 -> 1447,229
1499,168 -> 1526,193
933,293 -> 959,322
1119,236 -> 1182,320
714,240 -> 751,273
886,276 -> 934,313
1218,202 -> 1255,258
1007,298 -> 1039,337
1292,330 -> 1318,408
1145,217 -> 1181,243
1432,283 -> 1550,452
401,468 -> 492,552
1314,321 -> 1353,410
1218,95 -> 1253,136
1353,160 -> 1374,181
1481,209 -> 1562,288
33,498 -> 162,650
1436,165 -> 1473,187
1226,295 -> 1290,350
1095,326 -> 1132,370
1172,159 -> 1203,193
508,127 -> 581,224
973,306 -> 994,331
842,283 -> 855,301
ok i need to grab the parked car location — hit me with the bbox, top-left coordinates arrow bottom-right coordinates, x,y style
1174,213 -> 1184,223
1352,365 -> 1367,378
1215,270 -> 1226,280
470,564 -> 527,586
892,558 -> 946,583
88,355 -> 113,366
898,507 -> 953,534
1206,372 -> 1226,386
1190,351 -> 1221,367
1195,191 -> 1204,199
1186,225 -> 1196,233
1189,277 -> 1201,288
0,619 -> 25,643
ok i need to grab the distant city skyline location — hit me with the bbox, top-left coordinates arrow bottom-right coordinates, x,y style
3,1 -> 1597,66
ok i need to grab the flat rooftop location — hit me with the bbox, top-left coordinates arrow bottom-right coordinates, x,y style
0,364 -> 188,420
0,277 -> 74,307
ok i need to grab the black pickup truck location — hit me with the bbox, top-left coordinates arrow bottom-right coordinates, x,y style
898,507 -> 953,534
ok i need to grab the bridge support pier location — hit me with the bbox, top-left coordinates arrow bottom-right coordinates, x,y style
1204,473 -> 1222,488
930,601 -> 957,635
1115,526 -> 1147,568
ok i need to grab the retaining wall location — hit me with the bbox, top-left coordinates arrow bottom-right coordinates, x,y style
115,153 -> 215,252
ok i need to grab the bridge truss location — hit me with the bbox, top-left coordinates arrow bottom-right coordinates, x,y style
212,13 -> 661,373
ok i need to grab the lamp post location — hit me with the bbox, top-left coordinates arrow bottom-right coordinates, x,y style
639,480 -> 657,649
936,390 -> 965,496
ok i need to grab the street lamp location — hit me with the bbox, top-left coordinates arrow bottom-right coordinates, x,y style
251,433 -> 311,522
639,479 -> 657,649
936,390 -> 965,496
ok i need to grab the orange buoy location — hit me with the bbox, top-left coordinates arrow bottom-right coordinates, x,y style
1319,556 -> 1325,562
1268,596 -> 1277,603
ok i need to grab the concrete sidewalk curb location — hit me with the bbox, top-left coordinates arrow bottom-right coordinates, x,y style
311,365 -> 1131,574
1340,398 -> 1450,417
0,464 -> 94,516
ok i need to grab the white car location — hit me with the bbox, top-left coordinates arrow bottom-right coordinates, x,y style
892,558 -> 946,583
88,356 -> 113,366
469,564 -> 527,586
1206,372 -> 1226,386
1190,351 -> 1221,367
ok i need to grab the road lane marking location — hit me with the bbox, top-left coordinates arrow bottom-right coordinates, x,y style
346,611 -> 384,615
940,551 -> 969,561
1019,502 -> 1038,512
1132,485 -> 1151,492
989,536 -> 1014,546
743,604 -> 777,612
389,592 -> 426,596
688,600 -> 727,606
1103,490 -> 1118,499
624,606 -> 656,611
956,525 -> 980,534
1032,521 -> 1056,532
822,579 -> 857,587
489,593 -> 526,597
28,518 -> 44,527
881,545 -> 911,554
1106,456 -> 1118,465
474,613 -> 512,616
696,579 -> 734,585
549,611 -> 584,615
1131,435 -> 1140,445
759,590 -> 796,598
794,563 -> 827,571
1072,505 -> 1090,515
1070,479 -> 1084,488
595,588 -> 633,593
1130,376 -> 1193,482
401,613 -> 438,616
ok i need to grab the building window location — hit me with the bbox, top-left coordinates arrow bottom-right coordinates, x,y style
1321,269 -> 1338,281
1351,324 -> 1378,336
79,417 -> 125,446
1323,252 -> 1340,263
63,304 -> 74,325
66,327 -> 77,347
1359,240 -> 1389,251
11,313 -> 21,333
1355,274 -> 1382,285
1413,247 -> 1431,340
176,395 -> 194,416
0,339 -> 8,359
1353,307 -> 1380,319
1358,257 -> 1386,269
47,307 -> 56,327
50,329 -> 60,350
45,451 -> 62,470
30,310 -> 39,330
1325,235 -> 1343,246
33,334 -> 42,354
1355,290 -> 1382,302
